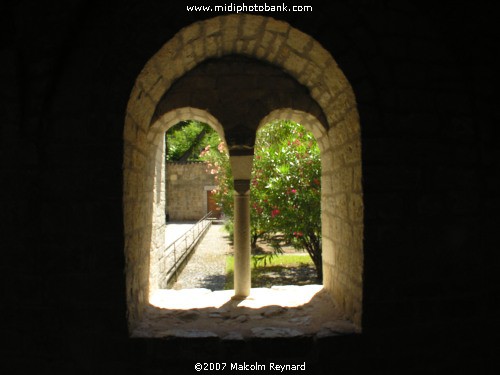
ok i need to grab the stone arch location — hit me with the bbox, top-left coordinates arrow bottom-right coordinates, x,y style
258,108 -> 328,150
149,107 -> 226,145
153,55 -> 328,149
124,14 -> 363,330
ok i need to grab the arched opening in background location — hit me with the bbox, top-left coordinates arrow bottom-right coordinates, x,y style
164,120 -> 223,221
141,108 -> 227,294
244,118 -> 322,286
162,119 -> 229,291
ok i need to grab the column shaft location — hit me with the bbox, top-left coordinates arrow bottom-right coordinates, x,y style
233,190 -> 251,297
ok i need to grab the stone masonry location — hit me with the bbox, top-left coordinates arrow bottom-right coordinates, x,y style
166,161 -> 215,221
125,14 -> 363,331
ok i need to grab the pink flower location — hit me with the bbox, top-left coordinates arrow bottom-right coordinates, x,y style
271,209 -> 280,218
291,189 -> 297,194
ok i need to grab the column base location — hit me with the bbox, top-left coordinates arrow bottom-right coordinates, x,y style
231,294 -> 248,301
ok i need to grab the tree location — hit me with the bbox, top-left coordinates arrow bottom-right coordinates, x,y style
200,120 -> 322,281
252,121 -> 322,280
166,121 -> 220,161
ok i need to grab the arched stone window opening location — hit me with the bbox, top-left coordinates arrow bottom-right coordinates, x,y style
144,108 -> 228,298
252,110 -> 327,285
247,116 -> 322,286
164,119 -> 225,221
124,15 -> 364,336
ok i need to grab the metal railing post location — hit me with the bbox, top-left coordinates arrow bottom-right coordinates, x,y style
173,243 -> 177,281
161,211 -> 214,287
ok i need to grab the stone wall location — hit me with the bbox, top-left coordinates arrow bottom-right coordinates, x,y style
147,51 -> 363,324
166,161 -> 216,221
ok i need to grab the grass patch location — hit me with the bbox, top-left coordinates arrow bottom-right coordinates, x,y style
224,254 -> 318,289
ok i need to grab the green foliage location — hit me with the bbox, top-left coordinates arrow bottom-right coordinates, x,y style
251,120 -> 322,280
201,120 -> 323,280
223,220 -> 234,243
166,121 -> 220,161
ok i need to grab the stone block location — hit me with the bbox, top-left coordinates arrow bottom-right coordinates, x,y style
241,15 -> 265,39
151,36 -> 181,70
126,89 -> 156,131
307,42 -> 331,69
266,34 -> 287,63
205,35 -> 222,58
330,109 -> 359,147
353,165 -> 363,193
342,141 -> 362,165
220,17 -> 240,52
180,43 -> 198,72
135,63 -> 164,96
180,22 -> 202,45
257,31 -> 275,56
287,27 -> 312,54
348,193 -> 364,224
332,167 -> 353,194
280,47 -> 307,77
331,193 -> 349,220
322,66 -> 349,97
264,18 -> 289,34
204,17 -> 222,37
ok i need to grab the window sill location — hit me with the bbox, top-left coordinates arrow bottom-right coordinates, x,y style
132,285 -> 358,339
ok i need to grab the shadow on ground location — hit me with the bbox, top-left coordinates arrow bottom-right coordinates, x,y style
225,264 -> 318,289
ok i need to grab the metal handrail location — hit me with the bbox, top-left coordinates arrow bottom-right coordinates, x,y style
162,211 -> 214,287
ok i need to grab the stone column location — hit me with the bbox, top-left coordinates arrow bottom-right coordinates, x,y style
233,180 -> 251,298
229,154 -> 254,299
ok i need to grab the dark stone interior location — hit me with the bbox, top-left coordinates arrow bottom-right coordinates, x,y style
156,55 -> 327,149
2,1 -> 498,373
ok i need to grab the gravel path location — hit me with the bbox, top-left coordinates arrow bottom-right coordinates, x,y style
171,224 -> 230,291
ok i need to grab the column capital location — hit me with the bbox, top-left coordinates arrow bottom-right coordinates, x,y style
229,155 -> 254,180
234,179 -> 250,194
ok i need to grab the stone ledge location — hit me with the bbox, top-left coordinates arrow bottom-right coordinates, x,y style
132,285 -> 359,340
